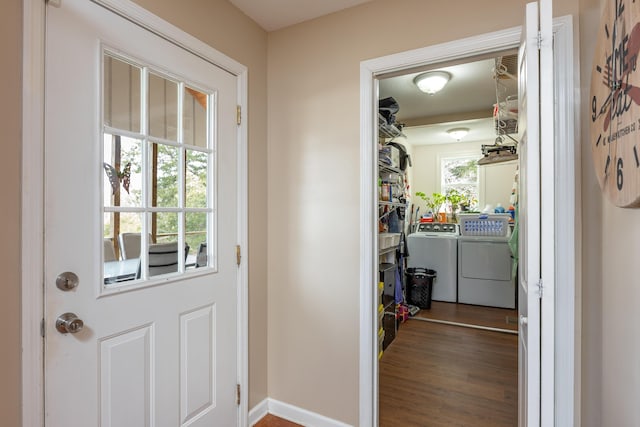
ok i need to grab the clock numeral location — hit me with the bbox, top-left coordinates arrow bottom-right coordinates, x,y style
605,155 -> 611,179
606,23 -> 610,39
617,157 -> 624,190
592,96 -> 597,122
616,0 -> 625,18
597,134 -> 603,147
634,145 -> 640,167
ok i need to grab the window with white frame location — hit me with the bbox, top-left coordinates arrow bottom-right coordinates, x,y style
440,155 -> 480,210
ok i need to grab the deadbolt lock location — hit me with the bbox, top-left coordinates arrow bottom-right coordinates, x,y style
56,272 -> 79,291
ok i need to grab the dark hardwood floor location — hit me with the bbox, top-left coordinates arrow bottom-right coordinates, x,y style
255,304 -> 517,427
253,413 -> 302,427
414,301 -> 518,332
379,319 -> 518,427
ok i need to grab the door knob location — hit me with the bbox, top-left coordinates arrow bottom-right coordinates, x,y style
56,312 -> 84,334
519,315 -> 528,326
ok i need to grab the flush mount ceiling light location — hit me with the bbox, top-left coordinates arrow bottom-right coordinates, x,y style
413,71 -> 451,94
447,127 -> 469,141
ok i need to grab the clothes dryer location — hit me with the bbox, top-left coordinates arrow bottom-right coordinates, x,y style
457,214 -> 516,309
406,222 -> 458,303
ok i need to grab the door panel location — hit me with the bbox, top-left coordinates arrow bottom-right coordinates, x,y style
100,325 -> 153,427
44,1 -> 238,425
518,2 -> 547,425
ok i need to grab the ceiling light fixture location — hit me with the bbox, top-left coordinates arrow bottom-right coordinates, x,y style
447,127 -> 469,141
413,71 -> 451,94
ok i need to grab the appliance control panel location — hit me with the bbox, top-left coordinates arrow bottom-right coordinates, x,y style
416,223 -> 459,234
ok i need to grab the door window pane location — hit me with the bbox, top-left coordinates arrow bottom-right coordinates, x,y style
154,212 -> 179,244
146,212 -> 182,278
184,87 -> 208,148
115,212 -> 144,259
103,55 -> 141,132
185,212 -> 207,269
186,150 -> 208,208
104,134 -> 143,208
152,143 -> 179,208
148,73 -> 178,141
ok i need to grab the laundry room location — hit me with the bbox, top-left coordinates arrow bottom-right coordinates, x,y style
376,52 -> 520,425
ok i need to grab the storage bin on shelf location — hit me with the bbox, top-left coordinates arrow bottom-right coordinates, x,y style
379,145 -> 400,169
378,232 -> 401,250
379,262 -> 396,303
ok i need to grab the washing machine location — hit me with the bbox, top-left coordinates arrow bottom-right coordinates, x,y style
457,214 -> 516,309
406,222 -> 458,303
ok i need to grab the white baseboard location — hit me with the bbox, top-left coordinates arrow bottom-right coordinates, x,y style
248,398 -> 269,426
249,398 -> 352,427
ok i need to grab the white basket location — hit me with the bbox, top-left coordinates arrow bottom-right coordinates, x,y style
379,232 -> 401,249
459,213 -> 511,237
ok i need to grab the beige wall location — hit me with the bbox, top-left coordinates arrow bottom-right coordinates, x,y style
267,0 -> 577,424
1,0 -> 22,425
579,0 -> 640,424
579,0 -> 603,424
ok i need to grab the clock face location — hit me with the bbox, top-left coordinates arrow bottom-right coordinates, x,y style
590,0 -> 640,207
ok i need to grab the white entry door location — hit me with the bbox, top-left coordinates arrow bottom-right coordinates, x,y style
518,1 -> 554,425
44,0 -> 240,426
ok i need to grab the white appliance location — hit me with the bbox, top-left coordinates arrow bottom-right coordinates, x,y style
457,214 -> 515,309
406,222 -> 458,303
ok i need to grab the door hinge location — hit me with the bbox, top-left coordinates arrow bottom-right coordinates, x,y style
236,245 -> 241,266
537,31 -> 543,50
537,278 -> 544,298
236,106 -> 241,126
41,318 -> 45,338
236,384 -> 241,405
46,0 -> 62,7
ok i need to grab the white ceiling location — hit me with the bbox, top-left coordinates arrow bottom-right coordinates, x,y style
399,118 -> 498,146
228,0 -> 373,31
379,56 -> 518,146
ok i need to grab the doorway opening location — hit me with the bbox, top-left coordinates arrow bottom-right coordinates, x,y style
376,50 -> 520,426
359,15 -> 577,426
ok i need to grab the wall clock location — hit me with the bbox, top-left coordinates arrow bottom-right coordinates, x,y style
590,0 -> 640,207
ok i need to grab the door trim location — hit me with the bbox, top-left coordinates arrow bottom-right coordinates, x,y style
358,16 -> 578,426
22,0 -> 249,425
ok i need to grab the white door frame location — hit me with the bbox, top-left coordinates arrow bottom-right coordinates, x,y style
358,16 -> 579,426
22,0 -> 249,425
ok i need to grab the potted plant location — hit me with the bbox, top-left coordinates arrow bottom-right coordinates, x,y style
445,188 -> 464,223
415,191 -> 446,221
462,190 -> 479,212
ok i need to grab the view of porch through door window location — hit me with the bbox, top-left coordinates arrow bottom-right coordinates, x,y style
102,52 -> 215,286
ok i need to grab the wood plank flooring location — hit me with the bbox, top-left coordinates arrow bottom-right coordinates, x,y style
253,414 -> 302,427
414,301 -> 518,332
255,304 -> 517,427
379,319 -> 518,427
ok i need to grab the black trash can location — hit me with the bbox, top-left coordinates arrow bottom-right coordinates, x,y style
405,268 -> 437,309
